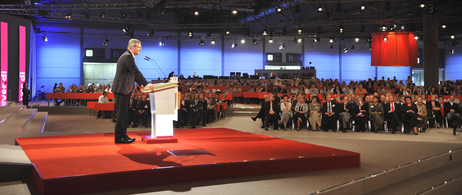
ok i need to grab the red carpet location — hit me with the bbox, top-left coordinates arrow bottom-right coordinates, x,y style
16,128 -> 360,195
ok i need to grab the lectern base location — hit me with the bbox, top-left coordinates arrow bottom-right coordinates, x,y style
142,135 -> 178,144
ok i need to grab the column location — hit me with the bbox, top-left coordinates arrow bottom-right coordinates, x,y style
423,2 -> 439,87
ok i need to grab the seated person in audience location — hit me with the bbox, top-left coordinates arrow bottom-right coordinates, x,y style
279,95 -> 292,130
127,93 -> 138,127
105,84 -> 112,93
355,84 -> 368,95
308,97 -> 322,131
441,85 -> 451,95
353,96 -> 368,132
77,85 -> 84,93
53,83 -> 65,106
97,91 -> 110,119
294,97 -> 309,131
308,84 -> 319,95
368,96 -> 384,133
206,93 -> 217,123
95,84 -> 104,93
427,95 -> 442,128
380,87 -> 389,93
444,95 -> 461,128
402,96 -> 420,135
322,95 -> 338,132
384,94 -> 401,134
211,85 -> 221,93
290,86 -> 299,94
343,85 -> 354,95
320,86 -> 329,95
416,97 -> 428,131
178,93 -> 190,127
134,95 -> 150,128
87,85 -> 95,93
263,95 -> 280,130
338,95 -> 352,132
398,86 -> 411,95
331,85 -> 342,95
451,92 -> 460,104
66,85 -> 74,93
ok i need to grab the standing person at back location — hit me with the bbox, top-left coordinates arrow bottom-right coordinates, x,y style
112,39 -> 148,144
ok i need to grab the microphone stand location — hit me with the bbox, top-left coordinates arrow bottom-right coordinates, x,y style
144,56 -> 167,79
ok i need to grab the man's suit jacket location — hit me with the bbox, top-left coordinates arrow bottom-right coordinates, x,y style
444,101 -> 460,116
264,100 -> 280,114
322,101 -> 338,114
384,102 -> 402,118
112,50 -> 148,96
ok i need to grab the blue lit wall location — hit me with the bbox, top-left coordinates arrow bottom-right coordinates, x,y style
224,39 -> 263,76
445,48 -> 462,81
377,66 -> 410,81
341,45 -> 375,83
305,42 -> 339,79
180,39 -> 221,77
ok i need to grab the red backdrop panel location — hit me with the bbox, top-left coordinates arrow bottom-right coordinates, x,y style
371,32 -> 417,67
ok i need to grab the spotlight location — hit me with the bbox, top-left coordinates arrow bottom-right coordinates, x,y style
329,38 -> 334,43
420,4 -> 425,8
225,30 -> 230,35
99,12 -> 105,19
159,40 -> 164,46
231,43 -> 237,48
241,39 -> 245,44
103,38 -> 109,45
276,6 -> 282,13
253,39 -> 258,45
42,35 -> 47,42
278,44 -> 285,50
351,45 -> 355,49
199,40 -> 205,46
343,47 -> 348,53
297,38 -> 302,43
211,39 -> 216,44
268,38 -> 273,43
122,25 -> 130,33
361,5 -> 366,11
84,12 -> 91,19
298,28 -> 302,34
188,31 -> 193,37
282,28 -> 287,35
442,24 -> 447,29
313,38 -> 320,43
65,13 -> 72,19
401,25 -> 405,30
369,47 -> 372,52
383,37 -> 388,42
367,37 -> 374,42
120,11 -> 126,18
194,10 -> 199,16
380,25 -> 387,31
450,49 -> 455,54
263,29 -> 268,36
339,26 -> 344,33
450,35 -> 455,39
232,9 -> 238,15
318,6 -> 323,12
414,35 -> 419,41
148,30 -> 155,37
355,38 -> 359,42
206,31 -> 212,37
330,45 -> 334,49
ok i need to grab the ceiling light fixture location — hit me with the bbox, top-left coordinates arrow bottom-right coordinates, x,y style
329,38 -> 334,43
232,9 -> 238,15
159,40 -> 164,46
355,38 -> 359,42
148,30 -> 155,37
383,37 -> 388,42
199,40 -> 205,46
241,39 -> 245,44
122,25 -> 130,33
313,38 -> 320,43
318,6 -> 323,12
262,29 -> 268,36
276,6 -> 282,13
231,42 -> 237,48
211,39 -> 216,44
103,38 -> 109,45
253,39 -> 258,45
268,38 -> 273,43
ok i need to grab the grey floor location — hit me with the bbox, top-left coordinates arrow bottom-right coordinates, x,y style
2,103 -> 462,195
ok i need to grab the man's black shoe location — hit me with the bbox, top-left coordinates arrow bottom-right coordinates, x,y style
115,137 -> 135,144
251,117 -> 257,121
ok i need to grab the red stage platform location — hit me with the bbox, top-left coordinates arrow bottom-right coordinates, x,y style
15,128 -> 360,195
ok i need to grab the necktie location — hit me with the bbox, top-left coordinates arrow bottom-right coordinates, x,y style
270,102 -> 273,112
391,103 -> 394,111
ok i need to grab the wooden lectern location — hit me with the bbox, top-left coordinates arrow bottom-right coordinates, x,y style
141,78 -> 180,144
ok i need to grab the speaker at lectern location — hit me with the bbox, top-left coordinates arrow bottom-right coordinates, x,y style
141,77 -> 180,144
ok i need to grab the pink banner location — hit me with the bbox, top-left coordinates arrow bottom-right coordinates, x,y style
19,25 -> 26,102
1,22 -> 8,102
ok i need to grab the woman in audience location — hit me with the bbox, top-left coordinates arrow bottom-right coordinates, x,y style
87,85 -> 95,93
427,95 -> 443,127
353,96 -> 368,132
105,84 -> 112,93
279,95 -> 292,130
368,96 -> 384,132
308,97 -> 321,131
320,86 -> 329,95
416,97 -> 428,132
441,85 -> 451,95
402,96 -> 420,135
290,86 -> 299,94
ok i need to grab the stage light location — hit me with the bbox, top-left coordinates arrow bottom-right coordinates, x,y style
42,35 -> 47,42
450,49 -> 455,54
367,37 -> 374,42
441,24 -> 446,29
339,26 -> 344,33
268,38 -> 273,43
263,29 -> 268,36
188,31 -> 193,37
225,30 -> 230,35
414,35 -> 419,41
330,45 -> 334,49
313,38 -> 320,43
211,39 -> 216,44
279,44 -> 285,50
297,38 -> 302,43
420,4 -> 425,8
318,6 -> 323,12
253,39 -> 258,45
231,42 -> 237,48
369,47 -> 372,52
298,28 -> 302,34
355,38 -> 359,42
401,25 -> 405,30
361,5 -> 366,11
343,47 -> 348,53
159,40 -> 164,46
99,12 -> 105,19
207,31 -> 212,37
194,10 -> 199,16
383,37 -> 388,42
122,25 -> 130,33
329,38 -> 334,43
199,40 -> 205,46
232,9 -> 238,15
103,38 -> 109,45
380,25 -> 387,31
120,11 -> 126,18
351,45 -> 355,49
65,13 -> 72,20
276,6 -> 282,13
450,35 -> 455,39
84,12 -> 91,19
148,30 -> 155,37
241,39 -> 245,44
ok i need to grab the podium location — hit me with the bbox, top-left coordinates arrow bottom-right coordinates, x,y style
141,78 -> 180,144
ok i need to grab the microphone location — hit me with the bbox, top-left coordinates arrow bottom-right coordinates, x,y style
145,56 -> 151,59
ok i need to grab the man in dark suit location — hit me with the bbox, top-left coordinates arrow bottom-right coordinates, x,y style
444,95 -> 461,128
134,94 -> 150,128
263,94 -> 280,130
177,93 -> 190,127
112,39 -> 148,144
251,95 -> 269,128
322,95 -> 338,132
384,95 -> 401,134
338,95 -> 352,132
